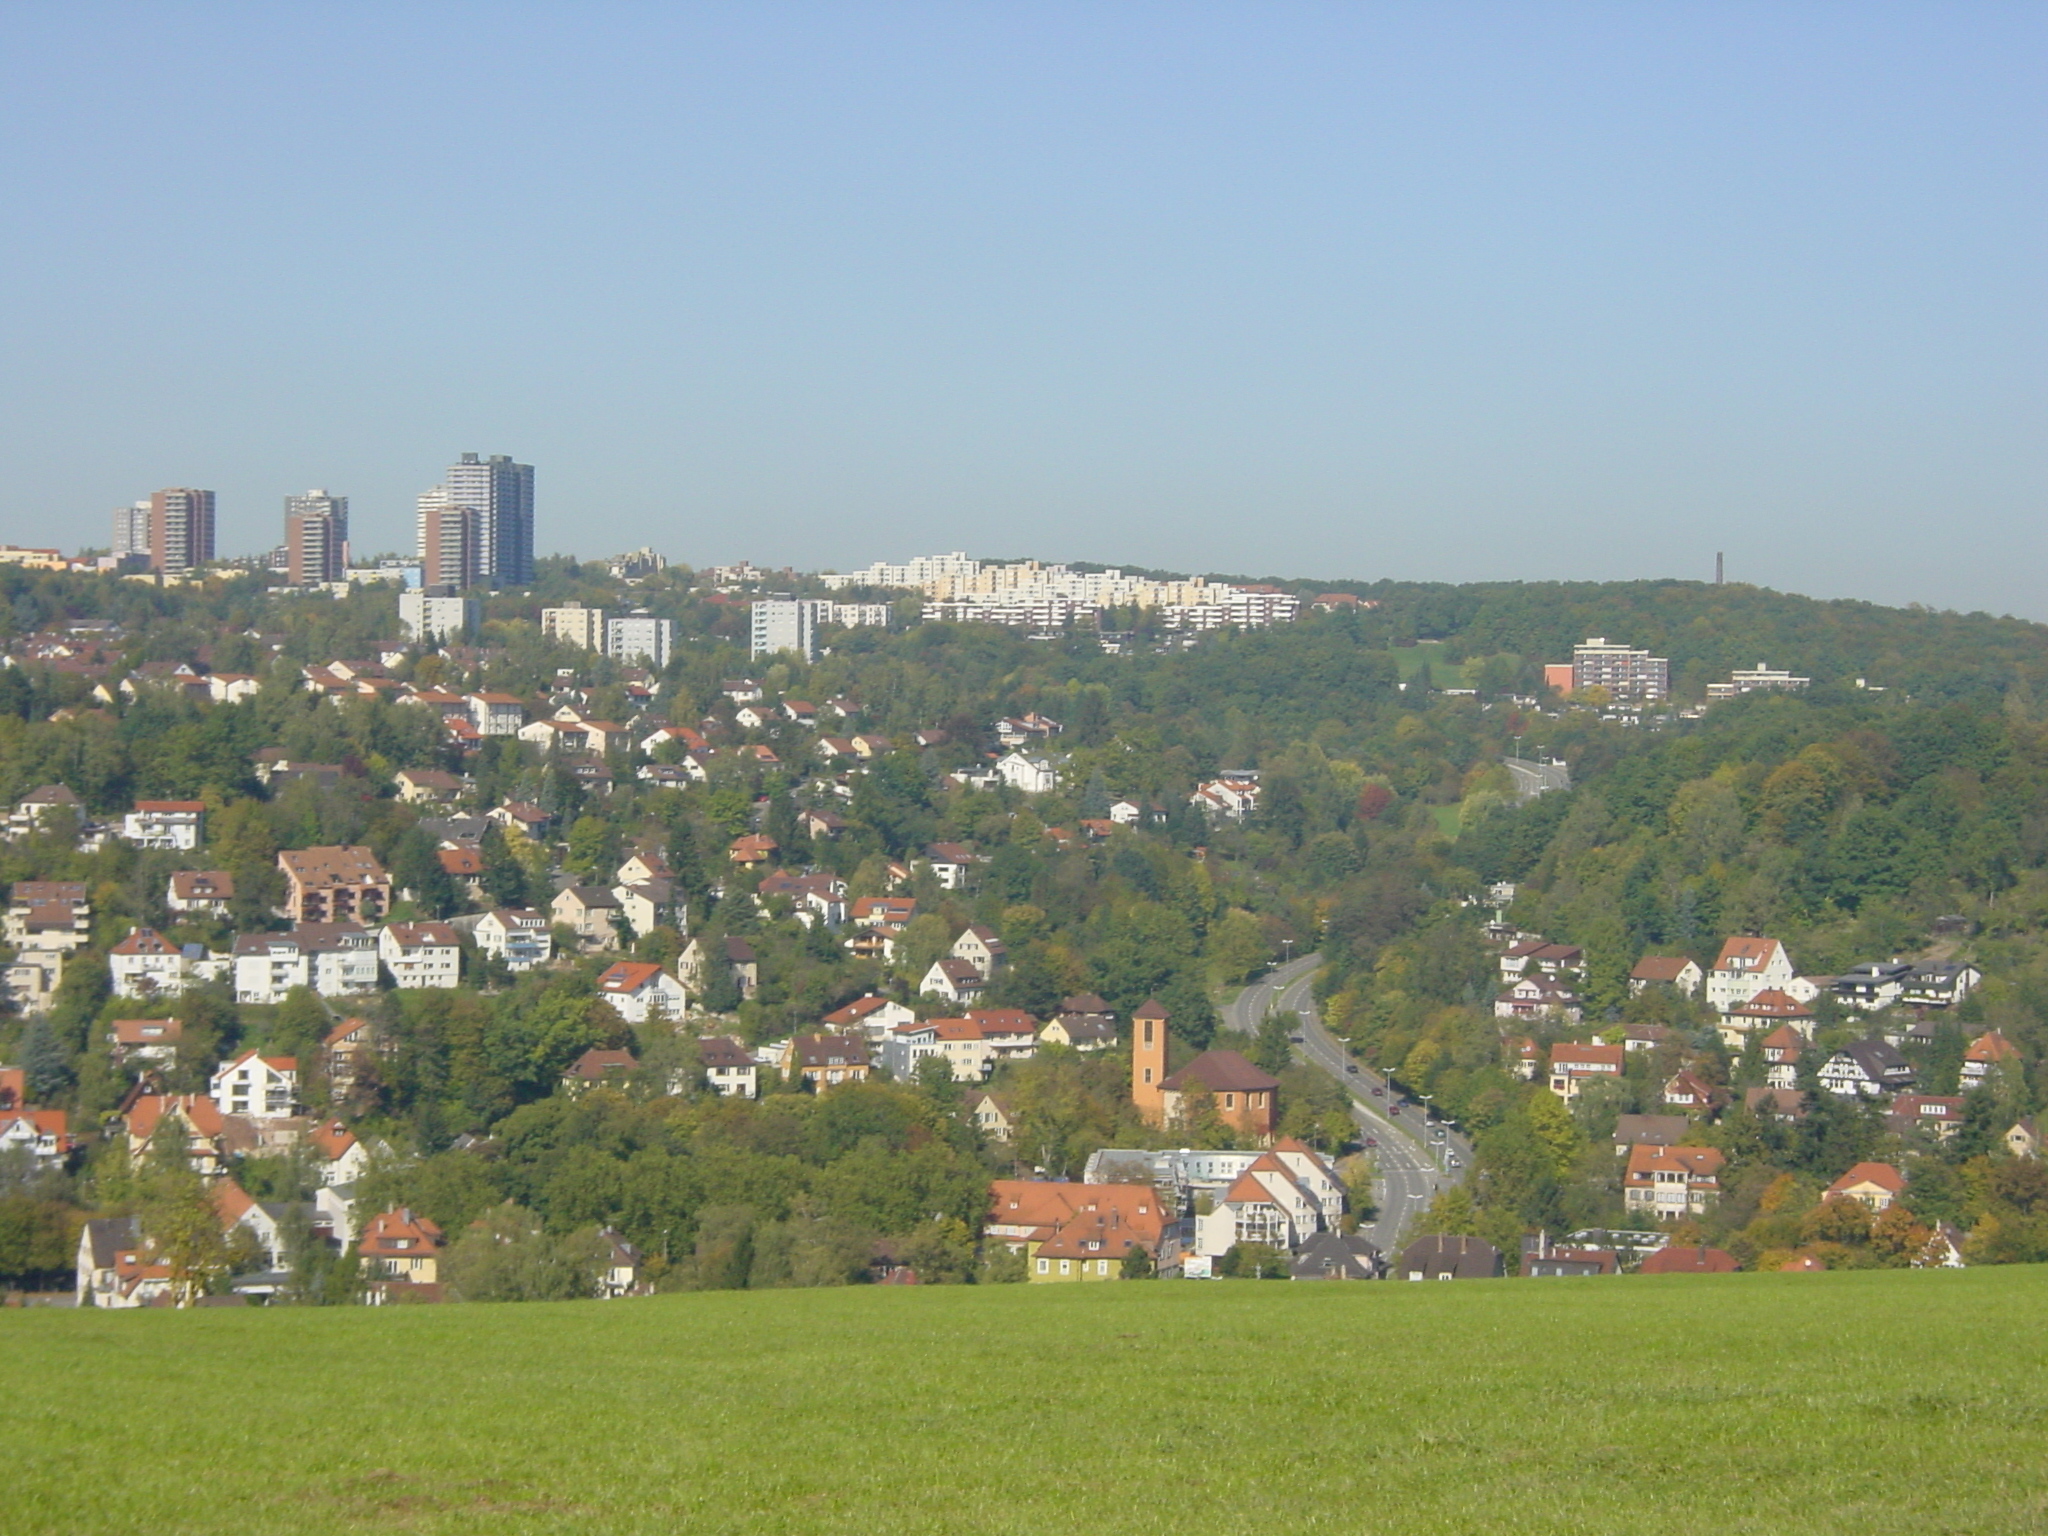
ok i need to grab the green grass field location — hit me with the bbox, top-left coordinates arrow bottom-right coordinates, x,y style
10,1267 -> 2048,1534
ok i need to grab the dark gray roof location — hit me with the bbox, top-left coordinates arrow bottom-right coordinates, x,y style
1398,1234 -> 1503,1279
82,1215 -> 141,1269
1291,1231 -> 1384,1280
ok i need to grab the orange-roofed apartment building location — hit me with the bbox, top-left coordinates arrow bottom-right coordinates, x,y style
1705,936 -> 1817,1013
1623,1143 -> 1727,1219
278,846 -> 390,925
1716,987 -> 1815,1052
123,1094 -> 229,1175
985,1180 -> 1175,1279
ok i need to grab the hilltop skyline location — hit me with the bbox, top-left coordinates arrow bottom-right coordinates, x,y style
2,7 -> 2042,616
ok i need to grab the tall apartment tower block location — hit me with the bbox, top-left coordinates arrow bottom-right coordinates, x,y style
415,452 -> 534,588
750,598 -> 831,662
111,501 -> 151,558
1570,637 -> 1670,703
148,488 -> 216,575
285,490 -> 349,586
417,489 -> 480,588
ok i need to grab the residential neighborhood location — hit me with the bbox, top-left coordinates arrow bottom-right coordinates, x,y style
0,546 -> 2042,1309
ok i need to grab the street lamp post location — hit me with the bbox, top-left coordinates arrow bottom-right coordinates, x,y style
1280,937 -> 1295,969
1418,1095 -> 1444,1170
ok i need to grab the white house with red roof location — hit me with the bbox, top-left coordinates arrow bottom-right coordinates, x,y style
210,1179 -> 290,1268
210,1051 -> 299,1121
109,926 -> 191,1000
594,960 -> 688,1024
967,1008 -> 1039,1065
1759,1024 -> 1807,1089
1706,936 -> 1818,1012
1192,1152 -> 1329,1258
1962,1030 -> 2022,1090
378,921 -> 462,989
821,994 -> 917,1040
0,1106 -> 71,1168
308,1118 -> 370,1185
1547,1042 -> 1625,1101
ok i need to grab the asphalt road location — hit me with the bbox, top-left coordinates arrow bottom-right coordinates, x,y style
1225,953 -> 1471,1254
1504,755 -> 1571,802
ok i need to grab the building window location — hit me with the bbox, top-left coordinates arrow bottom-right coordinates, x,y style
1036,1258 -> 1048,1274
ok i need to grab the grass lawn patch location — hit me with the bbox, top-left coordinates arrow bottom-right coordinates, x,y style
9,1266 -> 2048,1534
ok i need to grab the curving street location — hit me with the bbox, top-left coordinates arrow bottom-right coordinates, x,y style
1226,953 -> 1472,1255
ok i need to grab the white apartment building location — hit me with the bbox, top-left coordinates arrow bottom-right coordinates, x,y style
605,614 -> 675,668
108,927 -> 191,1000
378,922 -> 462,989
210,1051 -> 300,1121
827,553 -> 1299,630
475,908 -> 553,971
231,926 -> 380,1005
399,590 -> 478,643
120,801 -> 203,851
1571,638 -> 1670,702
751,598 -> 832,662
541,602 -> 607,650
1707,663 -> 1812,700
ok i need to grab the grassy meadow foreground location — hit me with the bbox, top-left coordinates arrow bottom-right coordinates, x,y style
10,1267 -> 2048,1535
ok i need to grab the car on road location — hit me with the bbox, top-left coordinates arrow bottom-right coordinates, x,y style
1447,1155 -> 1462,1169
1364,1137 -> 1377,1148
1371,1086 -> 1384,1097
1289,1034 -> 1304,1044
1345,1064 -> 1358,1074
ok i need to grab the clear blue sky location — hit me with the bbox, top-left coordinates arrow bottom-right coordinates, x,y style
2,4 -> 2042,613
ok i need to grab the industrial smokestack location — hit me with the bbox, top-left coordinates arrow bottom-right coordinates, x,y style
1715,551 -> 1724,585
